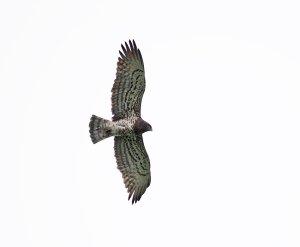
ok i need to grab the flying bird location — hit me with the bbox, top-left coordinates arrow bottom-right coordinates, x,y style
89,40 -> 152,204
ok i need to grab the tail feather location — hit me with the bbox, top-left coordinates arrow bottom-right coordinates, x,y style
89,115 -> 113,143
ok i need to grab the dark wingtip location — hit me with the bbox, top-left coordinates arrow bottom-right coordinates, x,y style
121,44 -> 126,55
119,50 -> 125,59
118,39 -> 143,66
128,191 -> 142,204
129,40 -> 133,49
125,42 -> 130,53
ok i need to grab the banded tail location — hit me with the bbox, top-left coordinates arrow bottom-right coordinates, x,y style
89,115 -> 114,143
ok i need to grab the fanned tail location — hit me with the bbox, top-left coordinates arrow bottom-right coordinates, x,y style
89,115 -> 113,143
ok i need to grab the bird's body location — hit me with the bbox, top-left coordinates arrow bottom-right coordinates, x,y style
89,40 -> 152,204
90,115 -> 150,142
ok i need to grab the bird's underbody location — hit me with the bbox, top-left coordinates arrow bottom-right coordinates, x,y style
89,40 -> 152,204
90,115 -> 152,143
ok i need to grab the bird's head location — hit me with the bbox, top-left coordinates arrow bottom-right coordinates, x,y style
134,118 -> 152,134
146,122 -> 152,132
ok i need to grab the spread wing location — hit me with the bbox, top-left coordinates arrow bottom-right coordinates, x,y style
114,134 -> 151,204
111,40 -> 145,121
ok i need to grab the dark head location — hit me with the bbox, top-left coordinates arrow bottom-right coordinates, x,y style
134,118 -> 152,134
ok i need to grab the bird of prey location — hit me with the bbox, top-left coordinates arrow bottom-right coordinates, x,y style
89,40 -> 152,204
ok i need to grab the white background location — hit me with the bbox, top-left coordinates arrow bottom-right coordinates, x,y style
1,0 -> 300,246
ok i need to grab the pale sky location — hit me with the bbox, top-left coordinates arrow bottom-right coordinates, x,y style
1,0 -> 300,246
